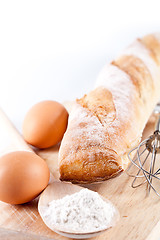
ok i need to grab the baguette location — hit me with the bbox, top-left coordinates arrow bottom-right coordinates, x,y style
59,33 -> 160,183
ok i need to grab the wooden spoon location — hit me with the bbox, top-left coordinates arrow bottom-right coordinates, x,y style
38,181 -> 120,239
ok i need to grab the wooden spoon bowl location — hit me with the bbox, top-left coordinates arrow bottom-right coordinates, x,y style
38,181 -> 120,239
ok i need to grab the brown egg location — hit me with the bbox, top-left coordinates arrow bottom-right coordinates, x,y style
23,100 -> 68,149
0,151 -> 50,204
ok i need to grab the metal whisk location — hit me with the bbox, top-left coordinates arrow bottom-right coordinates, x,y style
127,103 -> 160,197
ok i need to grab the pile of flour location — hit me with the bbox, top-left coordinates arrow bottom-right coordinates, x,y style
43,188 -> 117,233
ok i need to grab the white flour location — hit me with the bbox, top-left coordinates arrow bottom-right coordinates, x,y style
43,188 -> 117,233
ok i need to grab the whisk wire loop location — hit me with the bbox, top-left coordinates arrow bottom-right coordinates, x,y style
127,111 -> 160,197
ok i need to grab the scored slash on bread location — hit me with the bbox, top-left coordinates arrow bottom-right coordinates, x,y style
59,33 -> 160,183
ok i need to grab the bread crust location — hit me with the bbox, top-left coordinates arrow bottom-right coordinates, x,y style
59,34 -> 160,183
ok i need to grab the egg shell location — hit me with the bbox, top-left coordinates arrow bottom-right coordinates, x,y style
23,100 -> 68,149
0,151 -> 50,204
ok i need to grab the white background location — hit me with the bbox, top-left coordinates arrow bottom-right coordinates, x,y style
0,0 -> 160,130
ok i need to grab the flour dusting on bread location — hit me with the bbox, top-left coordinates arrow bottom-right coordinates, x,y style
122,39 -> 160,87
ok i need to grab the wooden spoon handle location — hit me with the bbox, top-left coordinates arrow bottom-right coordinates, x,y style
0,108 -> 32,156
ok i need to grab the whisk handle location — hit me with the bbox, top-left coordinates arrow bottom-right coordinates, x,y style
155,115 -> 160,132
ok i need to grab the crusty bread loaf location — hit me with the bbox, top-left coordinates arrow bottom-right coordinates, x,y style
59,33 -> 160,183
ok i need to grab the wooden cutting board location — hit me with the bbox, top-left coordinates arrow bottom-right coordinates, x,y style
0,104 -> 160,240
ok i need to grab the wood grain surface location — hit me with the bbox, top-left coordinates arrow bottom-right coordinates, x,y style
0,105 -> 160,240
